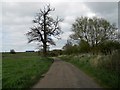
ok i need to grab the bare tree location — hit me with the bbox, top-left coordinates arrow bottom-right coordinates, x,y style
26,4 -> 63,56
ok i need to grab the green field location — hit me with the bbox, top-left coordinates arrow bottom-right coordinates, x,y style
59,54 -> 119,88
0,53 -> 2,89
2,52 -> 53,89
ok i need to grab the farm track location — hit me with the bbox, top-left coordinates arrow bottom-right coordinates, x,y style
32,58 -> 101,88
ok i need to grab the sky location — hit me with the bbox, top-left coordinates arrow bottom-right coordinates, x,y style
1,0 -> 119,52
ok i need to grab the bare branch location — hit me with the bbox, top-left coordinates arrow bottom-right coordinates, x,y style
26,4 -> 63,56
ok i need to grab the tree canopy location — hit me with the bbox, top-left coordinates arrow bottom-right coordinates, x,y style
70,17 -> 117,47
62,16 -> 120,55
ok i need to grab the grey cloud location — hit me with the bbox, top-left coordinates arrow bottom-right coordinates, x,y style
85,2 -> 117,14
2,2 -> 46,17
118,2 -> 120,29
85,2 -> 118,24
51,2 -> 90,17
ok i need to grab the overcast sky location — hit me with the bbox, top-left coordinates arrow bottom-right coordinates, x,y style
1,0 -> 119,52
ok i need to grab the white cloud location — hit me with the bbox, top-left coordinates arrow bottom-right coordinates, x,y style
87,12 -> 96,18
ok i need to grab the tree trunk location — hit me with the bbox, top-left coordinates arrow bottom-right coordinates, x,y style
43,14 -> 47,56
43,42 -> 47,56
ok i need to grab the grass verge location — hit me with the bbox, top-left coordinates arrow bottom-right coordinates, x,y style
2,52 -> 53,89
59,54 -> 119,88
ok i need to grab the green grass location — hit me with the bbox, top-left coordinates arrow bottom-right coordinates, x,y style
2,52 -> 53,89
59,54 -> 119,88
0,53 -> 2,89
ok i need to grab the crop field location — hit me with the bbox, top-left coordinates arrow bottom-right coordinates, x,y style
2,52 -> 53,89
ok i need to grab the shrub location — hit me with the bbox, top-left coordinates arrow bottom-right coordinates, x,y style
10,49 -> 16,54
